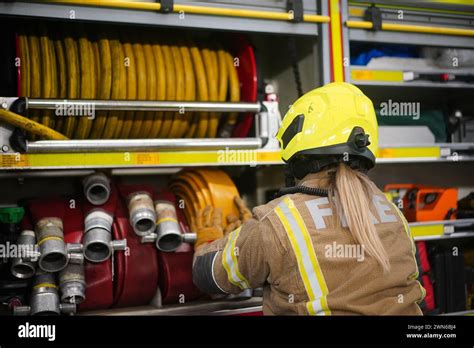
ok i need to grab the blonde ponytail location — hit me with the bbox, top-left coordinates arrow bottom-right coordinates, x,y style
332,163 -> 391,274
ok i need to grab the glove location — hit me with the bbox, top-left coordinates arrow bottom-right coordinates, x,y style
235,196 -> 252,222
223,196 -> 253,235
195,205 -> 224,249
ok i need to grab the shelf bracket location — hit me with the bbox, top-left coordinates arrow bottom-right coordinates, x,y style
364,4 -> 382,31
157,0 -> 173,14
287,0 -> 304,23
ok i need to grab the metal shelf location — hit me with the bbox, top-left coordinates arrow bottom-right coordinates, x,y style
347,3 -> 474,48
353,79 -> 474,89
0,1 -> 321,36
414,231 -> 474,242
0,149 -> 282,170
442,309 -> 474,316
377,143 -> 474,163
410,218 -> 474,241
2,143 -> 474,170
82,296 -> 262,316
349,27 -> 474,49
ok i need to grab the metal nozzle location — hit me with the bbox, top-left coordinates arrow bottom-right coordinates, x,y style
83,209 -> 113,262
128,192 -> 157,237
59,263 -> 86,304
29,272 -> 61,316
11,230 -> 37,279
154,200 -> 184,252
14,271 -> 77,316
83,172 -> 111,205
83,209 -> 126,262
36,218 -> 68,273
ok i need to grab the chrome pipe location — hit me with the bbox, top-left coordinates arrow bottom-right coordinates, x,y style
26,99 -> 261,113
27,138 -> 262,153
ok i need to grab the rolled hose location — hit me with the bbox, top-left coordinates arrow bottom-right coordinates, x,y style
0,109 -> 68,140
170,169 -> 241,231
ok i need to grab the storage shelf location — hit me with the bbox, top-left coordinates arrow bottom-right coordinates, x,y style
377,143 -> 474,163
1,143 -> 474,170
353,79 -> 474,89
350,67 -> 474,89
0,1 -> 320,36
410,218 -> 474,241
348,2 -> 474,48
414,231 -> 474,242
349,27 -> 474,49
0,149 -> 282,170
442,309 -> 474,316
83,297 -> 263,316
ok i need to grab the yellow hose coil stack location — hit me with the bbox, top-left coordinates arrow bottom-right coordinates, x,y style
14,26 -> 244,141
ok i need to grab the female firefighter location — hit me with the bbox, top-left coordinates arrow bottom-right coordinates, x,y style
192,82 -> 425,315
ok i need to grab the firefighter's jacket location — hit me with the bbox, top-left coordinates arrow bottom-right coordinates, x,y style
193,169 -> 425,315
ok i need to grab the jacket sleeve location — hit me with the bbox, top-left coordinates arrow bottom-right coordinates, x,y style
192,218 -> 269,295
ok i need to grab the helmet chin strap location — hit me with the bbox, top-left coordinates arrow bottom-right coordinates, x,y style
274,185 -> 329,199
289,157 -> 341,180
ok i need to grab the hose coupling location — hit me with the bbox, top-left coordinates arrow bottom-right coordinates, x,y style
83,172 -> 111,205
128,191 -> 157,237
14,271 -> 76,315
83,209 -> 126,262
11,230 -> 38,279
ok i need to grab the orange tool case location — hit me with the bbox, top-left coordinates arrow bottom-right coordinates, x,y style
384,184 -> 458,222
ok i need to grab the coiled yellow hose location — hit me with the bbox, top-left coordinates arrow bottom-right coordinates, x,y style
139,42 -> 157,138
62,33 -> 79,138
17,26 -> 245,140
157,42 -> 176,138
89,34 -> 111,139
53,36 -> 66,132
178,44 -> 195,138
120,36 -> 137,139
167,45 -> 185,138
148,42 -> 165,138
128,40 -> 147,139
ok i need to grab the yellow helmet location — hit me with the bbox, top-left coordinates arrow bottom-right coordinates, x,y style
276,82 -> 378,168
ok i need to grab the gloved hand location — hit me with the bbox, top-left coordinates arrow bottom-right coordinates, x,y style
224,196 -> 253,235
195,205 -> 224,249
